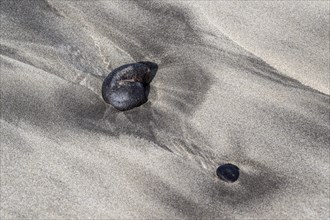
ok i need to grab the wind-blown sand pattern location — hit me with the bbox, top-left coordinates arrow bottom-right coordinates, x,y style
1,1 -> 329,219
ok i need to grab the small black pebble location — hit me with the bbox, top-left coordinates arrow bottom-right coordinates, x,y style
102,61 -> 158,111
216,163 -> 240,182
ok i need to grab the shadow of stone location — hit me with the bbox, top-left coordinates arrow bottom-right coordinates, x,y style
208,160 -> 286,209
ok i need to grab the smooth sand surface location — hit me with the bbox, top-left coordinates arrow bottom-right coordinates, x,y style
1,1 -> 329,219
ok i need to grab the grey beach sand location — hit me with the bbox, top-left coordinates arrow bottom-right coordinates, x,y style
1,1 -> 329,219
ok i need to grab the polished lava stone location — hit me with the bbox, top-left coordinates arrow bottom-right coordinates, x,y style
102,61 -> 158,111
216,163 -> 240,182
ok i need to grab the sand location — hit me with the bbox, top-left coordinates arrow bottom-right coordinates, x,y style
1,1 -> 329,219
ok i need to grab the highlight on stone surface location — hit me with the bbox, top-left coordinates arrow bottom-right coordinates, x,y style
102,62 -> 158,111
216,163 -> 240,183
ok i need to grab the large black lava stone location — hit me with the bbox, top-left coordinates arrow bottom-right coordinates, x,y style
102,61 -> 158,111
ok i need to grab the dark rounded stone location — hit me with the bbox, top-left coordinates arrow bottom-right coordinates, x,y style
102,61 -> 158,111
216,163 -> 240,182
